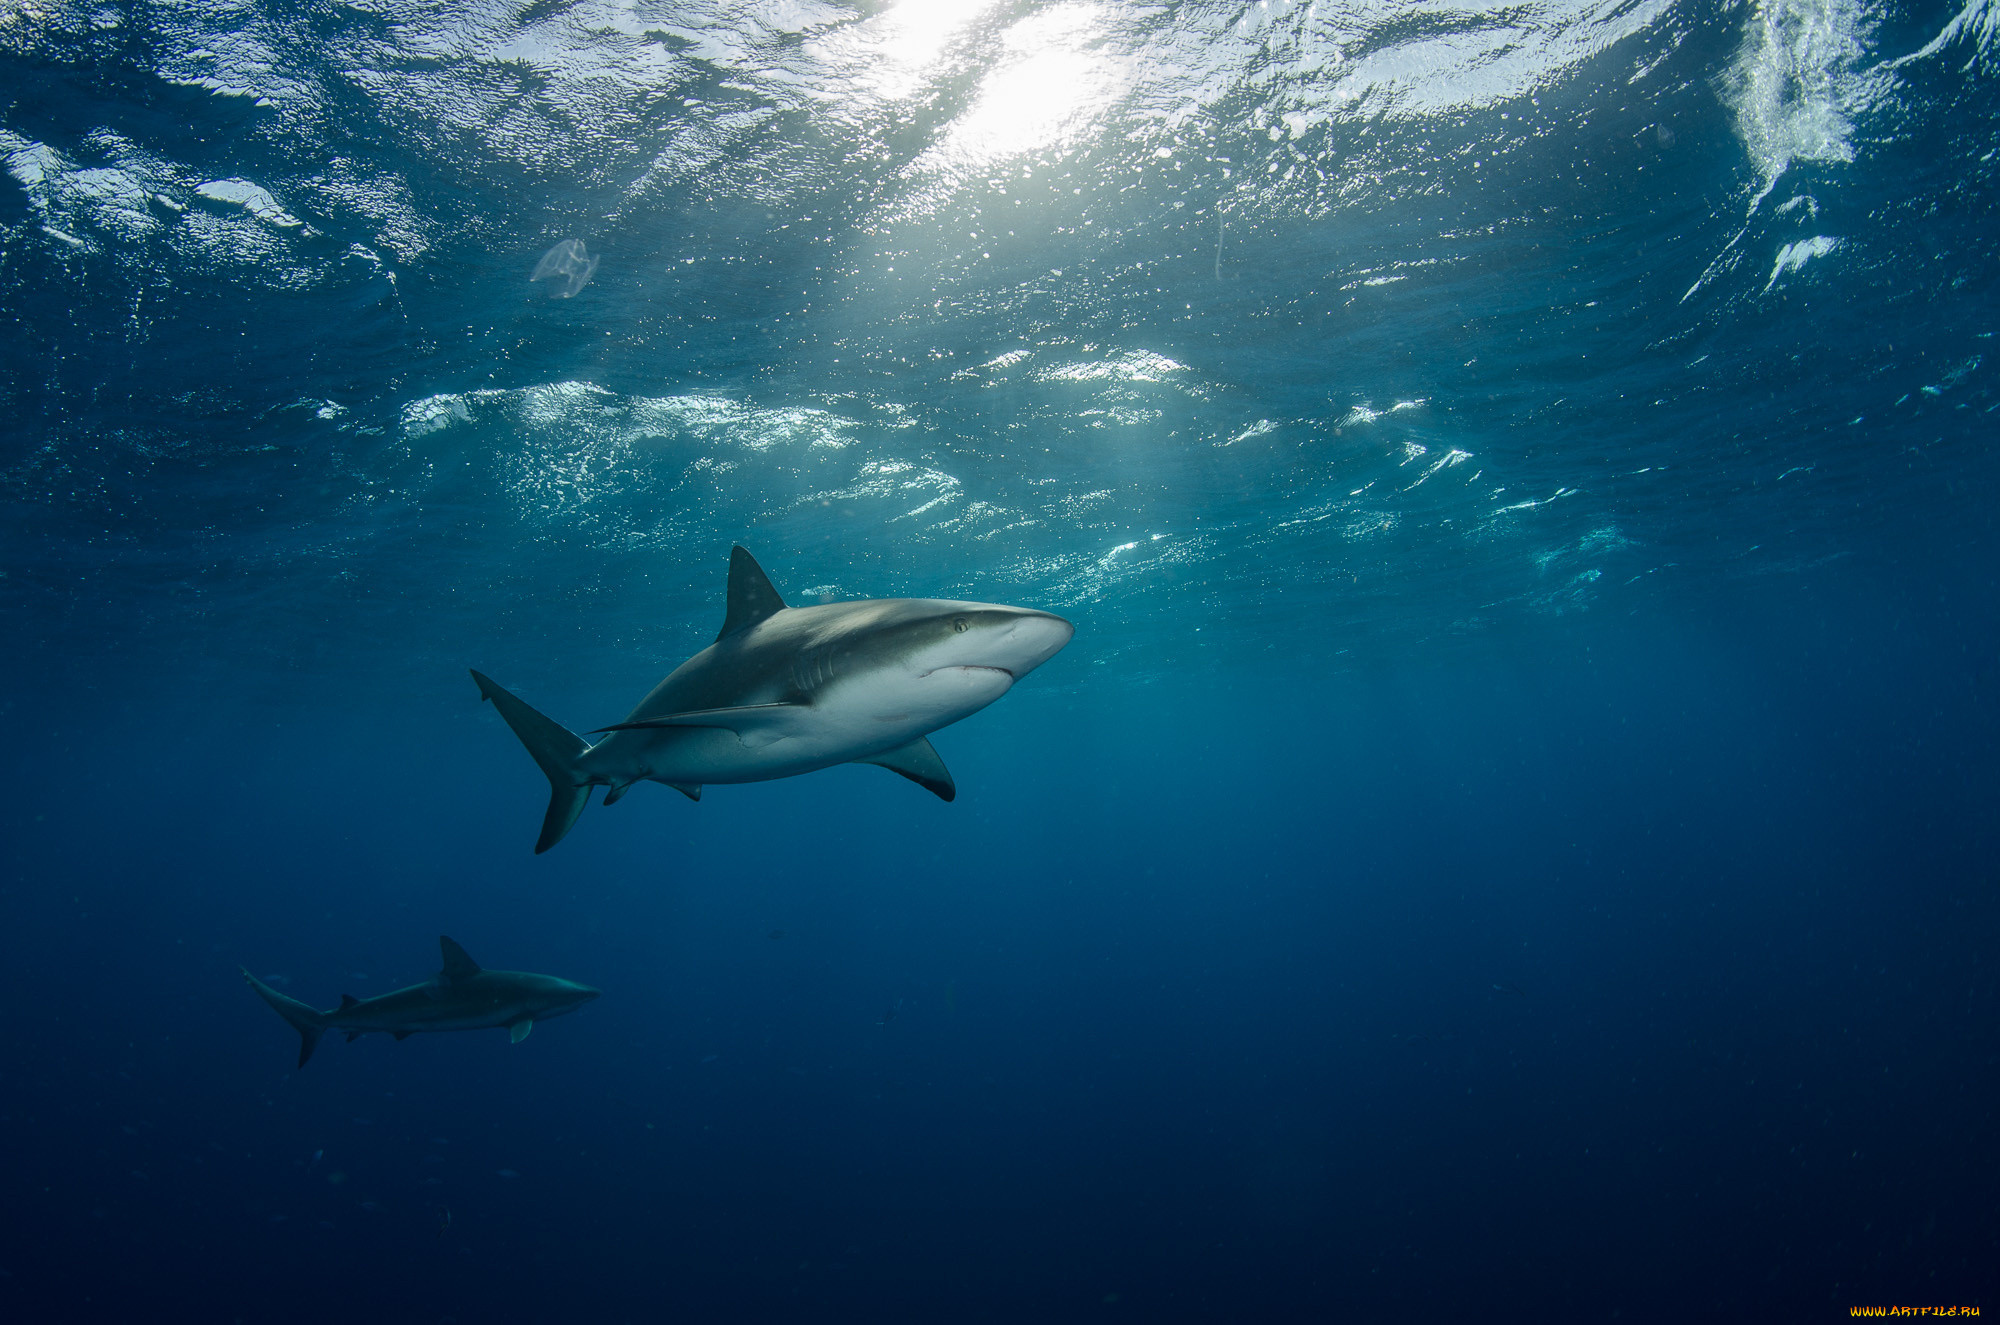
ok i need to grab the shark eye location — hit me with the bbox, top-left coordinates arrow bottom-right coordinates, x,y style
951,617 -> 968,633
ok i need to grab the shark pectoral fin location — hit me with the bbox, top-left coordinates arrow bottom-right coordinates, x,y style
393,1031 -> 414,1041
667,782 -> 702,802
345,1030 -> 364,1043
509,1019 -> 534,1044
592,703 -> 807,750
856,737 -> 956,802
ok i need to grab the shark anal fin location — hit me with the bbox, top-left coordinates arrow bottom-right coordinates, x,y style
345,1030 -> 364,1043
717,546 -> 787,640
667,782 -> 701,802
593,703 -> 806,750
438,936 -> 481,982
856,737 -> 956,802
509,1019 -> 534,1044
393,1030 -> 414,1042
339,994 -> 360,1011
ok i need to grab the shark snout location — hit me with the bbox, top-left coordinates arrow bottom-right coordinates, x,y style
997,610 -> 1074,676
539,981 -> 601,1016
915,606 -> 1073,683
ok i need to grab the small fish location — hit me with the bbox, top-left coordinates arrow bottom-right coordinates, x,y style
877,998 -> 904,1028
1492,983 -> 1527,998
307,1148 -> 324,1169
436,1206 -> 452,1239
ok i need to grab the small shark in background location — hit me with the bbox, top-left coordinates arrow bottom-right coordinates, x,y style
242,937 -> 599,1067
472,545 -> 1074,853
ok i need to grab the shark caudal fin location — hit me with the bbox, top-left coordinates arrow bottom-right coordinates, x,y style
242,969 -> 329,1068
469,670 -> 592,854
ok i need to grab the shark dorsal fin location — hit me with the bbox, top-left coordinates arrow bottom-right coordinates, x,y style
717,545 -> 786,640
439,936 -> 481,982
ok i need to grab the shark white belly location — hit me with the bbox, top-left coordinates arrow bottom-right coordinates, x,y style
586,654 -> 1016,785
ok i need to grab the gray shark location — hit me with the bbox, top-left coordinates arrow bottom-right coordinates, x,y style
242,937 -> 600,1067
471,545 -> 1074,853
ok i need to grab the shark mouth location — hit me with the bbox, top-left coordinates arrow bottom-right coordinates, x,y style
925,665 -> 1014,679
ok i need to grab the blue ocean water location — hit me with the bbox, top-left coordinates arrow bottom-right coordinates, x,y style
4,0 -> 1998,1320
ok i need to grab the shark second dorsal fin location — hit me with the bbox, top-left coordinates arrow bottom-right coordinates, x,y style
717,545 -> 787,640
439,936 -> 481,982
339,994 -> 360,1011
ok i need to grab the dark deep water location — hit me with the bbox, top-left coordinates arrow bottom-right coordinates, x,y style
4,1 -> 2000,1321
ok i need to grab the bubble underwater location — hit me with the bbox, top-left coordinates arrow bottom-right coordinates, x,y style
2,1 -> 1998,1322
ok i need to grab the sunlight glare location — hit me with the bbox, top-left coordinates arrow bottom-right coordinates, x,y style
927,4 -> 1123,169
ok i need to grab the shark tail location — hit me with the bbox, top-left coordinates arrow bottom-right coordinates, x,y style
242,969 -> 329,1068
469,670 -> 592,854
